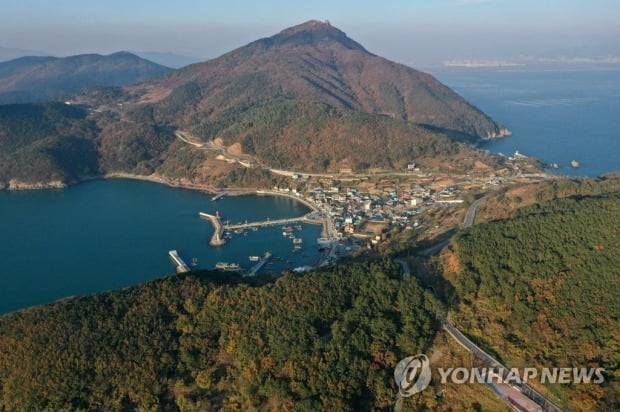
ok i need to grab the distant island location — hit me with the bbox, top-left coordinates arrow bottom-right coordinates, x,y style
0,52 -> 171,104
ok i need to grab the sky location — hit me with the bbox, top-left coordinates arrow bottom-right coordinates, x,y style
1,0 -> 619,66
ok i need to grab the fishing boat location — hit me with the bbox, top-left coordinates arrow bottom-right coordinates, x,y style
293,238 -> 303,245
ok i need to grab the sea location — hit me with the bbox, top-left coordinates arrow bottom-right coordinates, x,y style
433,68 -> 620,177
0,179 -> 322,314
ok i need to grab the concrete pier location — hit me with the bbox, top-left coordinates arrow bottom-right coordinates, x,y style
245,252 -> 272,277
225,214 -> 322,230
168,250 -> 191,273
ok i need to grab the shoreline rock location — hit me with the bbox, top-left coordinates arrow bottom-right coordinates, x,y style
6,179 -> 67,190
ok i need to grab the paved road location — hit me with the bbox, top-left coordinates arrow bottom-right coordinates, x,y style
416,196 -> 485,257
461,196 -> 485,228
175,130 -> 430,179
393,262 -> 564,411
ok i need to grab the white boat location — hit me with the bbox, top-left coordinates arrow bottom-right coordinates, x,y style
293,238 -> 303,245
317,237 -> 335,246
215,262 -> 242,272
249,256 -> 260,262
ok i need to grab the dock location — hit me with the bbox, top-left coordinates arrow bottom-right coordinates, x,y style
225,214 -> 323,230
199,212 -> 227,246
245,252 -> 272,277
168,250 -> 191,273
211,192 -> 227,201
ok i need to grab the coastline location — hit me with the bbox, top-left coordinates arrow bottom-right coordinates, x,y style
0,172 -> 322,211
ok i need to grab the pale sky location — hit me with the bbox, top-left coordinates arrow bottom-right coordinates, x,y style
1,0 -> 618,66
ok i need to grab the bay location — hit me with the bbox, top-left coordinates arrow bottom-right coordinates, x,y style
0,179 -> 322,314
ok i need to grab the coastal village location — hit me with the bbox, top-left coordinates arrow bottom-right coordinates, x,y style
178,149 -> 548,277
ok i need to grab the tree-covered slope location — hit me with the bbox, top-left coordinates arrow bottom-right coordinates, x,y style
448,192 -> 620,411
0,261 -> 441,411
0,103 -> 100,186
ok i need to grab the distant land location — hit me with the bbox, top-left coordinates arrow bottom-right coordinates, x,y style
0,20 -> 514,190
0,52 -> 172,104
442,56 -> 620,69
133,51 -> 204,69
0,46 -> 47,63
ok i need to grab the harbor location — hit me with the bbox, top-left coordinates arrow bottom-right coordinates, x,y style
185,189 -> 343,277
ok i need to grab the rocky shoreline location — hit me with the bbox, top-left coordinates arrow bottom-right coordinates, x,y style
0,172 -> 258,197
0,179 -> 68,191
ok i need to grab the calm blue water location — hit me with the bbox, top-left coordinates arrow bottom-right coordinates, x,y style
433,69 -> 620,177
0,179 -> 323,314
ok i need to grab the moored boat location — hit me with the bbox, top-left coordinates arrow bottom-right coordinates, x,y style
215,262 -> 242,272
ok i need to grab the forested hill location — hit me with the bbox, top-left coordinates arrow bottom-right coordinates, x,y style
447,191 -> 620,410
0,260 -> 442,411
0,52 -> 171,104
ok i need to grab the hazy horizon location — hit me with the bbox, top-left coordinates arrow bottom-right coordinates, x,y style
1,0 -> 619,67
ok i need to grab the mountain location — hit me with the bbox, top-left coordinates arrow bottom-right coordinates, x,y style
1,21 -> 513,189
117,20 -> 509,172
0,52 -> 172,104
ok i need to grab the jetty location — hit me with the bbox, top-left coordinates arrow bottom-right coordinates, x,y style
199,212 -> 227,246
245,252 -> 272,277
225,214 -> 323,230
168,250 -> 191,273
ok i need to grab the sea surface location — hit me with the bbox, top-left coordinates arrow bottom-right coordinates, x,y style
0,179 -> 322,314
433,68 -> 620,177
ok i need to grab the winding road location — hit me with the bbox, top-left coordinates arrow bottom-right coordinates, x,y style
461,196 -> 485,228
417,196 -> 485,257
395,196 -> 564,412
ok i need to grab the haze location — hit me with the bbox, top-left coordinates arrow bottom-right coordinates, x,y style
1,0 -> 619,67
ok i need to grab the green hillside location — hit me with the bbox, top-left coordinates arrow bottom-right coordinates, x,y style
449,192 -> 620,410
0,261 -> 441,411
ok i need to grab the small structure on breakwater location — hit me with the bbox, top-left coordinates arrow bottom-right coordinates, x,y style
199,212 -> 227,246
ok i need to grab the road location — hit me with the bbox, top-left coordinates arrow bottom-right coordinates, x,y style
461,196 -> 485,228
175,130 -> 430,179
417,196 -> 484,256
441,317 -> 564,412
394,255 -> 563,412
175,130 -> 553,186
